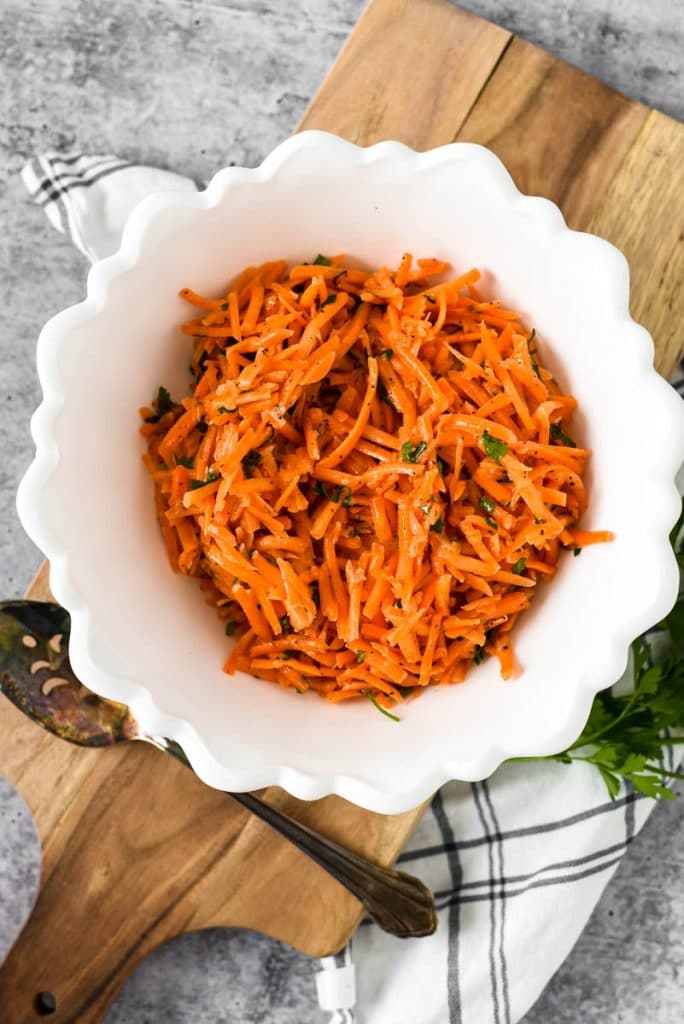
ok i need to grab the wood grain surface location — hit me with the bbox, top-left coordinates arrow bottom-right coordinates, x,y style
2,0 -> 683,1020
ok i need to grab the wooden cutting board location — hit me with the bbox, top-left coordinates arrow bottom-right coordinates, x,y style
2,0 -> 683,1020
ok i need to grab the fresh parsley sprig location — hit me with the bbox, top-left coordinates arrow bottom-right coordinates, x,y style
515,500 -> 684,799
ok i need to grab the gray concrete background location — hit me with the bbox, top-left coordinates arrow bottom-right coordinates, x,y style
1,1 -> 682,1021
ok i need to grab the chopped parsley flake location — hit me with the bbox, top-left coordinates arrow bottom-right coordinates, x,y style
401,440 -> 428,463
378,379 -> 395,409
550,423 -> 577,448
482,430 -> 508,463
242,449 -> 262,479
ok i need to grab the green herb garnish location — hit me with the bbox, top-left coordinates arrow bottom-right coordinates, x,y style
218,406 -> 236,415
356,650 -> 366,663
313,254 -> 331,266
437,456 -> 447,476
573,547 -> 582,557
189,471 -> 219,490
321,293 -> 337,308
431,516 -> 444,534
512,501 -> 684,800
479,494 -> 496,515
342,489 -> 353,508
366,693 -> 401,722
401,440 -> 428,463
157,386 -> 172,416
512,557 -> 527,574
550,423 -> 577,448
145,385 -> 173,422
242,449 -> 262,479
176,455 -> 194,469
378,379 -> 395,409
482,430 -> 508,463
313,480 -> 329,499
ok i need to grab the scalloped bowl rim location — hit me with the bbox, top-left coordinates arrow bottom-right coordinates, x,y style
16,131 -> 684,813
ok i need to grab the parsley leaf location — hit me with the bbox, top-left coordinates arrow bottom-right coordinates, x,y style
175,455 -> 194,469
157,386 -> 172,416
550,422 -> 577,448
241,449 -> 262,479
401,440 -> 428,463
509,501 -> 684,800
145,385 -> 173,422
482,430 -> 508,463
377,379 -> 395,409
356,650 -> 366,663
431,516 -> 444,534
479,494 -> 496,515
189,472 -> 220,490
512,557 -> 527,574
313,254 -> 331,266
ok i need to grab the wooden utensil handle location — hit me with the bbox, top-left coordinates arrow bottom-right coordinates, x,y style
0,739 -> 186,1024
0,882 -> 146,1024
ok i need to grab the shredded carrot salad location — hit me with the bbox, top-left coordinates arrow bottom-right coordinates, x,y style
140,254 -> 612,711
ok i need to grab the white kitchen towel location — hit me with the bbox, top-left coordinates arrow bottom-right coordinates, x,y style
21,151 -> 683,1024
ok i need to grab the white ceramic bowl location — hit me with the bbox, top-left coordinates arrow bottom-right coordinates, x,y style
17,131 -> 684,813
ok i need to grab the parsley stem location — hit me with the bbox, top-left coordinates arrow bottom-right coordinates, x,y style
366,693 -> 401,722
643,764 -> 684,781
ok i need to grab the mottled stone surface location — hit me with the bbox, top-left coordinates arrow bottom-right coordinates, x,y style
0,1 -> 682,1021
